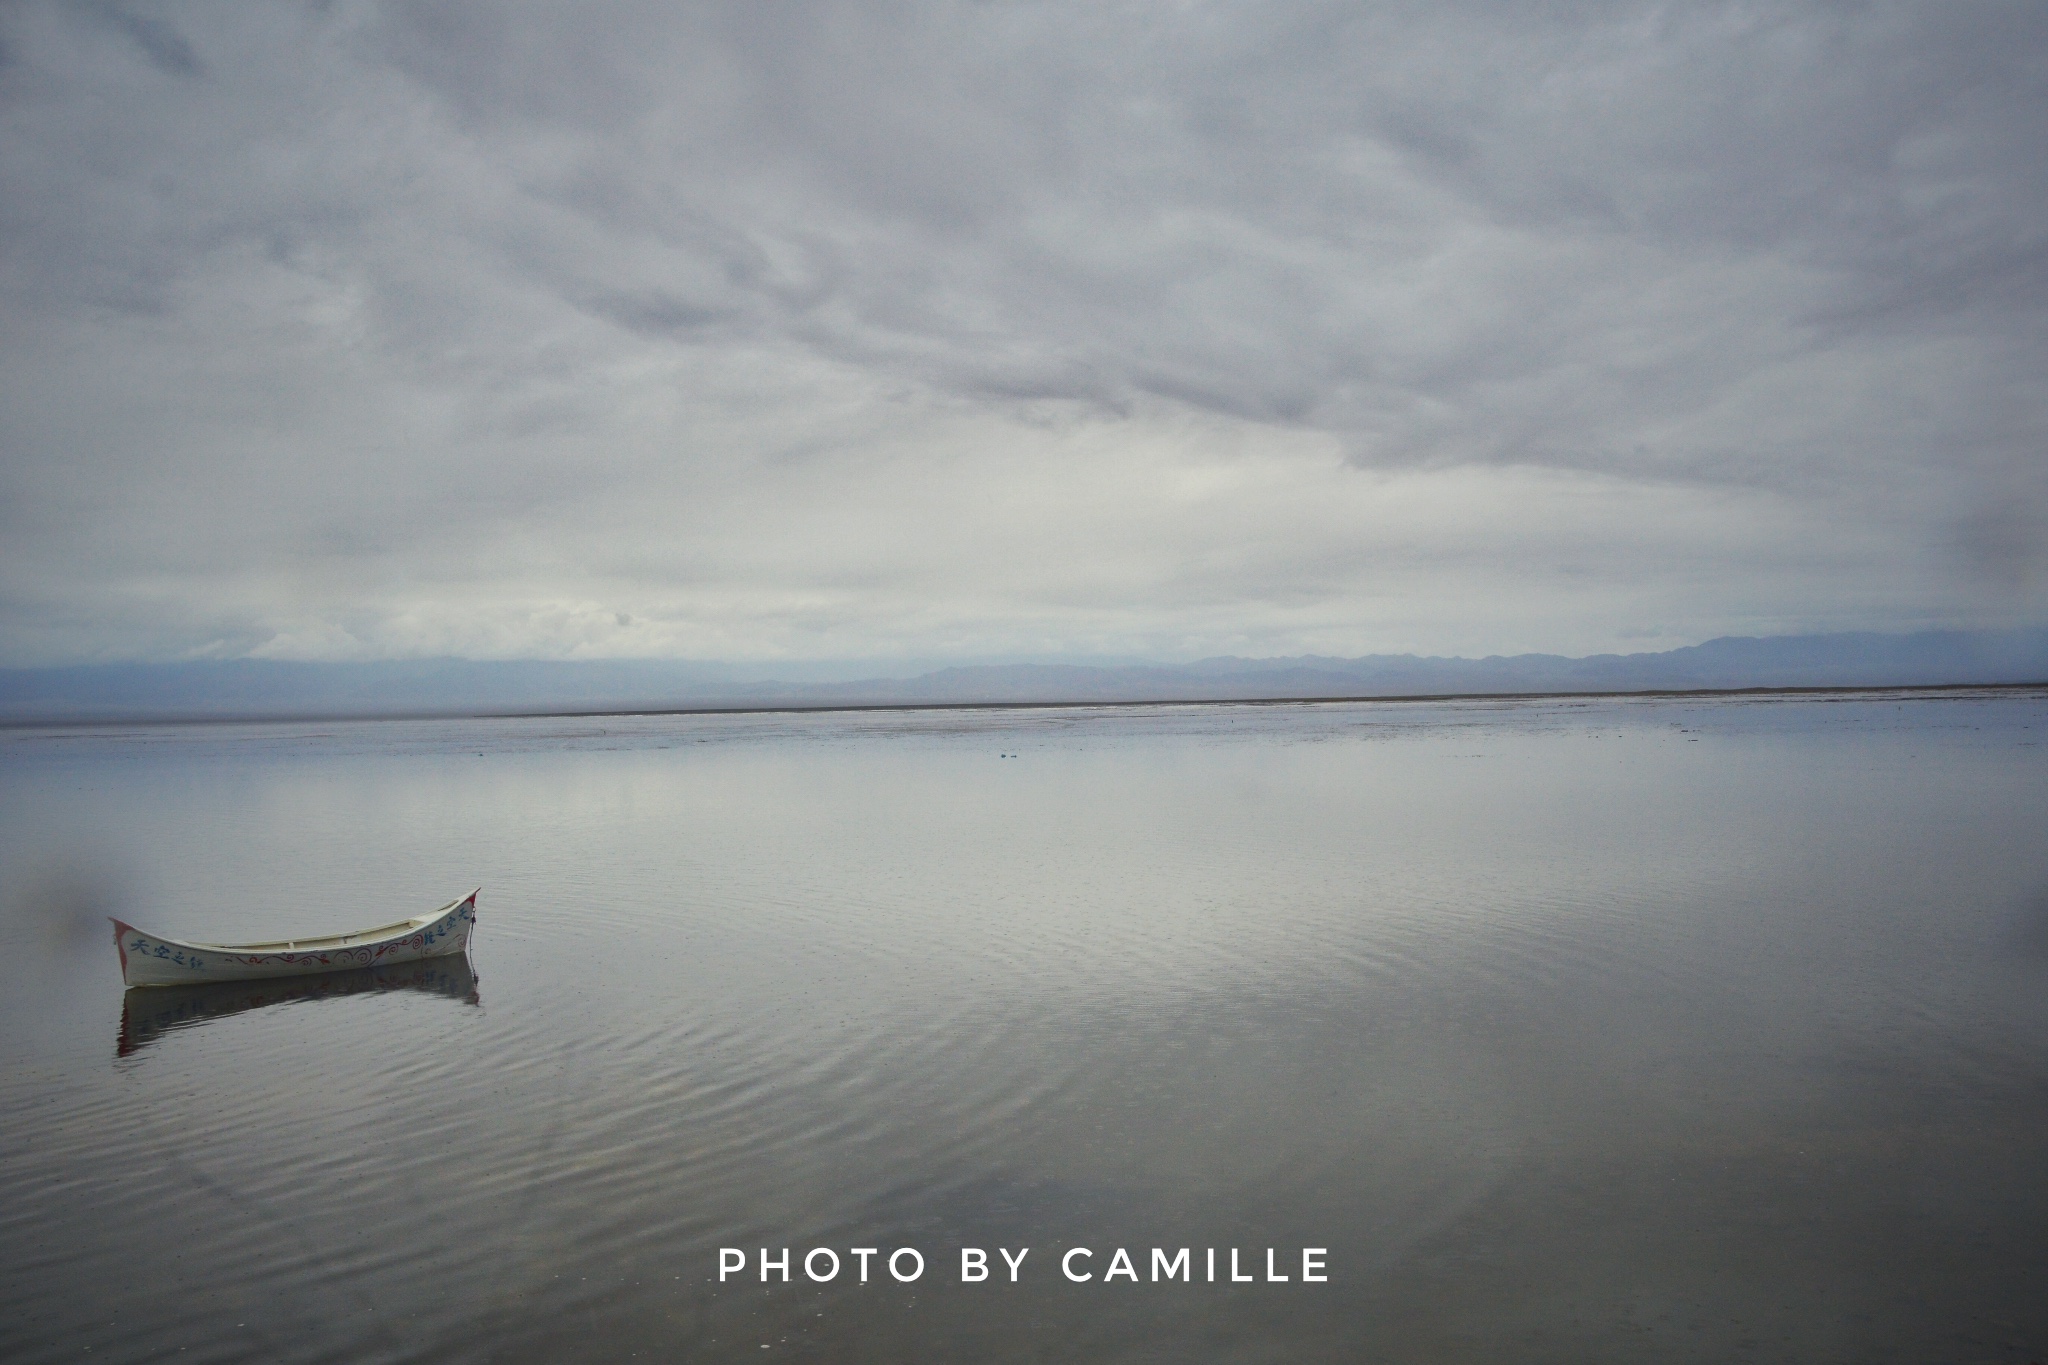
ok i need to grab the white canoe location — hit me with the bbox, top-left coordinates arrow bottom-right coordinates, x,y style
111,890 -> 478,987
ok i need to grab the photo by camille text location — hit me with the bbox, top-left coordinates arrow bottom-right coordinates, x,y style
720,1246 -> 1330,1285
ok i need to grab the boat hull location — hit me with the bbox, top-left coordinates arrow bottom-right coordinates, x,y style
112,892 -> 477,987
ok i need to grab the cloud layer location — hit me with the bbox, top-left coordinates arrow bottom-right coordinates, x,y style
2,1 -> 2044,663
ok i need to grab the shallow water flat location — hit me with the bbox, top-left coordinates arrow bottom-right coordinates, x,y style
3,692 -> 2046,1363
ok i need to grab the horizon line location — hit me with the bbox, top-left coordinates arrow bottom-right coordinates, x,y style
7,679 -> 2045,733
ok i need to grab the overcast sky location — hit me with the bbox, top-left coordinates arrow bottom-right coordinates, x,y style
1,1 -> 2044,666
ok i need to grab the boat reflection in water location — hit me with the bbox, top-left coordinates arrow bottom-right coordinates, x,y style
116,956 -> 479,1058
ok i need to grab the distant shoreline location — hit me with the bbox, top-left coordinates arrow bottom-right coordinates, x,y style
6,679 -> 2044,731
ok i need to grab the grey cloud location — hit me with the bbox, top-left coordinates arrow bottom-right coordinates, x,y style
1959,510 -> 2045,586
101,7 -> 205,79
363,3 -> 2034,456
580,288 -> 734,337
0,0 -> 2043,663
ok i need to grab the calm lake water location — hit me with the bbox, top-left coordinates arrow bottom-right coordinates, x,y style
3,692 -> 2046,1363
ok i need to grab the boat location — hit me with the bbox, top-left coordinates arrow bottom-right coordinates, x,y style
111,890 -> 478,987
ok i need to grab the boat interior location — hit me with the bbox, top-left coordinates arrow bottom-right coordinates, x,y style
212,914 -> 436,952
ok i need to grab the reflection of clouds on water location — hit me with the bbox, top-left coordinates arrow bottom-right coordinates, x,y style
3,697 -> 2046,1362
0,854 -> 140,1060
2004,886 -> 2048,962
117,957 -> 479,1058
2,857 -> 132,963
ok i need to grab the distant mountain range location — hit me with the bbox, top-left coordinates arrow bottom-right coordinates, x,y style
3,628 -> 2046,723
